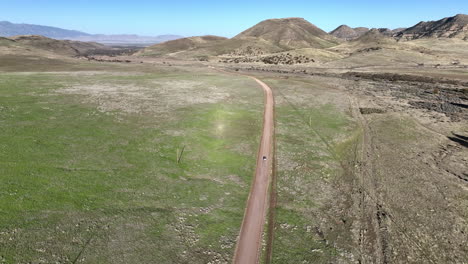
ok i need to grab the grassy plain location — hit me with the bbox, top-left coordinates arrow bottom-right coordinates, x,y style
0,60 -> 264,263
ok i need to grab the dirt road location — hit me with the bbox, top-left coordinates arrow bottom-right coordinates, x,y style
233,77 -> 274,264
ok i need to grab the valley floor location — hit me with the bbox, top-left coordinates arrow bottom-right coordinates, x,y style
0,55 -> 467,263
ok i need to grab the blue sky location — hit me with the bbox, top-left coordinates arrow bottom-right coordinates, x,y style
1,0 -> 467,37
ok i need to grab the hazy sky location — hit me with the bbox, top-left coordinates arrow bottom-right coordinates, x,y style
1,0 -> 467,37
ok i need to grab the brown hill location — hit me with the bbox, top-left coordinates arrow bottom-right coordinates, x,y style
354,27 -> 371,35
0,36 -> 13,41
396,14 -> 468,40
137,35 -> 228,57
234,17 -> 340,49
9,35 -> 109,56
330,25 -> 369,40
0,36 -> 15,46
354,29 -> 397,44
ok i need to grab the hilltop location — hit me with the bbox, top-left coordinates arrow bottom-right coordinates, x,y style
234,17 -> 340,49
330,25 -> 369,40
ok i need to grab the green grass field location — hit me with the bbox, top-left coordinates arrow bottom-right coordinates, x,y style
0,64 -> 264,263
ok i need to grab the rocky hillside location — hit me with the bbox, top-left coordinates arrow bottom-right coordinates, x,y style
330,25 -> 369,40
234,17 -> 340,49
395,14 -> 468,40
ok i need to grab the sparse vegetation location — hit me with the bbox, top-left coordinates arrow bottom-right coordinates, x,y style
262,76 -> 360,263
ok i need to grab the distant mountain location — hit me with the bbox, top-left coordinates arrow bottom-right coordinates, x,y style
64,34 -> 183,45
330,25 -> 369,40
395,14 -> 468,40
0,21 -> 182,45
0,21 -> 89,38
234,17 -> 340,49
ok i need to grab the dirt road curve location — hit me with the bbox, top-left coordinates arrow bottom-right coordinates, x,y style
233,77 -> 274,264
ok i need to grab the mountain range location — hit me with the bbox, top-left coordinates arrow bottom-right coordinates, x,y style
138,14 -> 466,60
0,21 -> 182,45
330,14 -> 467,41
2,13 -> 466,62
3,14 -> 467,48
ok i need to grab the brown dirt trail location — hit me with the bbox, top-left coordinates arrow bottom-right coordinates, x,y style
232,77 -> 274,264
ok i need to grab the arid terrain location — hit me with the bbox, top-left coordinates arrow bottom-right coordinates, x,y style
0,13 -> 467,264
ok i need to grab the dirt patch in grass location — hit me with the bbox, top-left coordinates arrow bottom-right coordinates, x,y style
359,107 -> 386,114
56,76 -> 244,116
